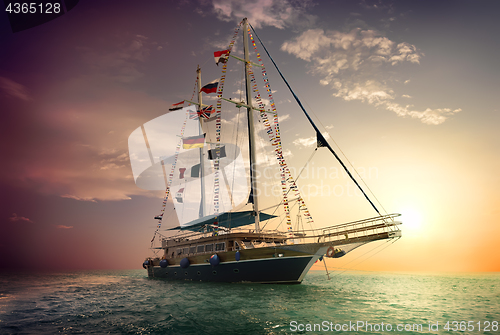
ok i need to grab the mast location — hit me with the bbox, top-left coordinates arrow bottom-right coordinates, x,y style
243,18 -> 260,233
196,65 -> 206,217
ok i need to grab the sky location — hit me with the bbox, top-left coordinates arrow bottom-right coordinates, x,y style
1,0 -> 499,273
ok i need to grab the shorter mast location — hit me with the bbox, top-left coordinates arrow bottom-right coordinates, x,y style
243,18 -> 260,233
196,65 -> 206,218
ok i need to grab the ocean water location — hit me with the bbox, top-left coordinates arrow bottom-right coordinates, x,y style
0,270 -> 498,334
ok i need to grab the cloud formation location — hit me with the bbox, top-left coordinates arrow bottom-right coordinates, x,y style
210,0 -> 316,29
9,213 -> 34,223
1,85 -> 166,202
0,76 -> 31,101
281,28 -> 460,125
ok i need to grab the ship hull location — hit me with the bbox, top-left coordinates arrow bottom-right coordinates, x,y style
147,254 -> 318,284
146,243 -> 329,283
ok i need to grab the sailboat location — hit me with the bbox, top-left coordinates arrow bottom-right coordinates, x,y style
129,18 -> 402,283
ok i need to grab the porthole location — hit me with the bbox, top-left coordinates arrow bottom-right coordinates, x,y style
233,268 -> 239,273
185,272 -> 188,276
197,271 -> 201,276
174,272 -> 177,276
212,270 -> 217,275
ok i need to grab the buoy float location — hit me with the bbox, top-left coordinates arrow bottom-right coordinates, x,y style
235,251 -> 241,261
160,259 -> 168,268
142,260 -> 149,269
180,257 -> 190,268
209,254 -> 220,266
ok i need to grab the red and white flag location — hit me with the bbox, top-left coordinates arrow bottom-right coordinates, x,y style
169,101 -> 184,111
214,49 -> 229,65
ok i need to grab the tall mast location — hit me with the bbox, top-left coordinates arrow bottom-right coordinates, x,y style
243,18 -> 260,233
196,65 -> 206,218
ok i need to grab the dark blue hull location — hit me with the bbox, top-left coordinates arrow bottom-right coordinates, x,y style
147,255 -> 315,284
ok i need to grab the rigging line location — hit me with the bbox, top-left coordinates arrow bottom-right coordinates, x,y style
259,145 -> 317,231
259,149 -> 317,232
199,53 -> 213,72
269,148 -> 318,232
293,149 -> 318,232
294,148 -> 318,183
249,23 -> 381,216
260,195 -> 286,230
329,239 -> 393,277
336,239 -> 397,275
303,99 -> 396,219
293,148 -> 318,232
328,241 -> 383,273
304,102 -> 389,216
268,196 -> 300,232
274,196 -> 303,230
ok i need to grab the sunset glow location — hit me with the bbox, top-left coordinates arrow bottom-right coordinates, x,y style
1,1 -> 499,273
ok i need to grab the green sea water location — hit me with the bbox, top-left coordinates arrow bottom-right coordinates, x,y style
0,270 -> 498,334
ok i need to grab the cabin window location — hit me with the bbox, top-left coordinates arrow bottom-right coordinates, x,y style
215,242 -> 225,251
197,245 -> 205,253
176,248 -> 182,256
234,241 -> 240,250
189,246 -> 196,254
182,247 -> 189,255
205,244 -> 214,252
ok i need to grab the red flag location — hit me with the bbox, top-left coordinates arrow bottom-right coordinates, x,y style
214,49 -> 229,65
169,101 -> 184,111
179,168 -> 186,179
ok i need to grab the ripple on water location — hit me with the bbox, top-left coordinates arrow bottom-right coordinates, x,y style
0,271 -> 499,334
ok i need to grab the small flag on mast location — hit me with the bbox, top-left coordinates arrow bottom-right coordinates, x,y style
188,108 -> 198,119
200,79 -> 219,94
208,146 -> 226,160
179,168 -> 186,179
198,105 -> 215,119
214,50 -> 229,65
191,163 -> 201,178
182,134 -> 205,149
169,101 -> 184,111
175,188 -> 184,203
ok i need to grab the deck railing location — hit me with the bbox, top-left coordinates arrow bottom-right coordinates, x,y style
156,213 -> 401,248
